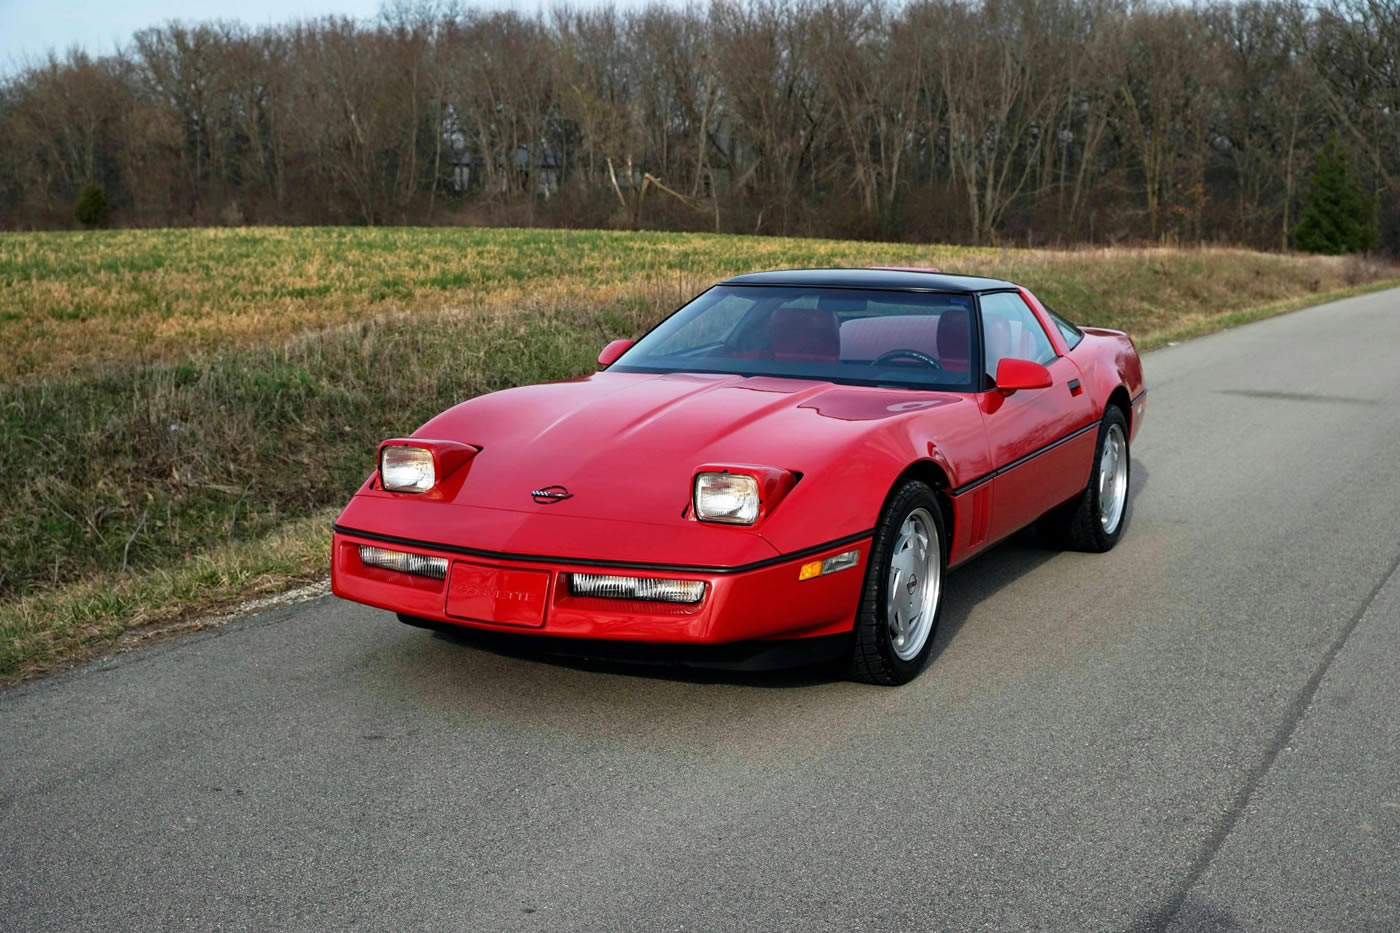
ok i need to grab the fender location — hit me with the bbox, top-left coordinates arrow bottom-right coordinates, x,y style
1077,328 -> 1146,437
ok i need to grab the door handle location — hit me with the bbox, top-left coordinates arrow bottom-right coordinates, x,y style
1067,379 -> 1083,397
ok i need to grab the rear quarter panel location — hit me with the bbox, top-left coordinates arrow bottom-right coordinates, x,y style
1074,328 -> 1146,439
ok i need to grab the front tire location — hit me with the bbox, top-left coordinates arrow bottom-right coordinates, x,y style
847,480 -> 946,686
1040,405 -> 1130,553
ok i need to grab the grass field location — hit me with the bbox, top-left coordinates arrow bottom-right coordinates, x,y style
1,226 -> 1395,682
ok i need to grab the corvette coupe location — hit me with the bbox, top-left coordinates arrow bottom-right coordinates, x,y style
331,268 -> 1145,684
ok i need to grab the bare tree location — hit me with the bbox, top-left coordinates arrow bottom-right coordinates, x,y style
921,0 -> 1060,243
1303,0 -> 1399,191
1111,6 -> 1218,239
555,7 -> 647,220
711,0 -> 830,234
0,0 -> 1395,250
810,0 -> 922,234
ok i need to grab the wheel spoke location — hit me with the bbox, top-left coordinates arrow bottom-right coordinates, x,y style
1098,424 -> 1128,534
882,507 -> 943,663
889,549 -> 909,584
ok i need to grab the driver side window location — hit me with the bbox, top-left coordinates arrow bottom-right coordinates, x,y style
979,291 -> 1056,378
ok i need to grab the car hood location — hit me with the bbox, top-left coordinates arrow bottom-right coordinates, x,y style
404,371 -> 966,526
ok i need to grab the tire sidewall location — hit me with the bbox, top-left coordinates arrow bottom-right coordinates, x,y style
1088,407 -> 1131,549
854,481 -> 947,683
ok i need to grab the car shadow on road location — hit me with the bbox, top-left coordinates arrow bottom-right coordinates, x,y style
907,457 -> 1148,672
409,460 -> 1150,690
1131,894 -> 1243,932
419,625 -> 840,689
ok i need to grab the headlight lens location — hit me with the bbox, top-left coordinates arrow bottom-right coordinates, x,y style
570,573 -> 706,604
380,446 -> 435,493
694,472 -> 760,524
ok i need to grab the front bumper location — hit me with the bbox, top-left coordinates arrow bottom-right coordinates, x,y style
330,528 -> 868,644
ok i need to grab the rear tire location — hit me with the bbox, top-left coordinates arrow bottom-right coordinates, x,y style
1040,406 -> 1130,553
847,480 -> 946,686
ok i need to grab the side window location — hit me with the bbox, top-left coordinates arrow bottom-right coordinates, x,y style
1044,305 -> 1084,350
979,291 -> 1057,378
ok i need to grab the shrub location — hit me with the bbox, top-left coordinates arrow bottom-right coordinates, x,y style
1294,136 -> 1377,255
74,183 -> 111,227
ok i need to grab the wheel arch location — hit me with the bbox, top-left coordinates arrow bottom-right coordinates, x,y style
887,459 -> 955,558
1106,385 -> 1132,434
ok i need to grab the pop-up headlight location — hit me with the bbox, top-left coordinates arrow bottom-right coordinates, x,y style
691,465 -> 798,526
694,472 -> 761,524
380,447 -> 436,493
376,438 -> 479,494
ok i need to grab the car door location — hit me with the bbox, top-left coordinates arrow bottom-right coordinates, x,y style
977,290 -> 1098,543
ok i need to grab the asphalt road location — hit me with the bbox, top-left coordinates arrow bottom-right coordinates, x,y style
4,289 -> 1399,932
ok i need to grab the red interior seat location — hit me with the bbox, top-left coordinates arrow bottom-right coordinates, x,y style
935,309 -> 970,372
769,308 -> 840,362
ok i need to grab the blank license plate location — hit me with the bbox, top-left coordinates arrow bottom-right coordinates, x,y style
445,562 -> 550,628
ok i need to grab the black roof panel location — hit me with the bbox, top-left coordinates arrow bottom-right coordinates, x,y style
719,267 -> 1017,292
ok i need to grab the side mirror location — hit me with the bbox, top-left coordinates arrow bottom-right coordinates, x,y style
994,358 -> 1053,394
597,338 -> 634,367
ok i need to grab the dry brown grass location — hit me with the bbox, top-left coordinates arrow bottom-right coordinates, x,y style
4,227 -> 1393,384
0,510 -> 335,686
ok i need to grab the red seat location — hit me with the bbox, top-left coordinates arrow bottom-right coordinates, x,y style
769,308 -> 840,362
935,309 -> 970,372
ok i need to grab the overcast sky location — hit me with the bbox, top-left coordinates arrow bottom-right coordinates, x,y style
0,0 -> 569,73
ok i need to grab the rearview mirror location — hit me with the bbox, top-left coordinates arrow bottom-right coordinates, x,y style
598,338 -> 634,367
994,358 -> 1053,394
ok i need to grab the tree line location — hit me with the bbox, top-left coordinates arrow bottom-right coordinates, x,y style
1,0 -> 1396,252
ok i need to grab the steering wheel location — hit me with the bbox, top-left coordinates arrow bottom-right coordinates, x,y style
872,348 -> 943,370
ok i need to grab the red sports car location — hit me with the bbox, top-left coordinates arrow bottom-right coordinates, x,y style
331,268 -> 1145,684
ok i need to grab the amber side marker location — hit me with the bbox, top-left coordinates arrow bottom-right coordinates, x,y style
798,549 -> 861,581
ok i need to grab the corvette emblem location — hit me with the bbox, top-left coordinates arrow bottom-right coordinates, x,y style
531,485 -> 573,504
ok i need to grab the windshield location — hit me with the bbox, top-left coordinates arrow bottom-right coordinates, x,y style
611,286 -> 977,390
